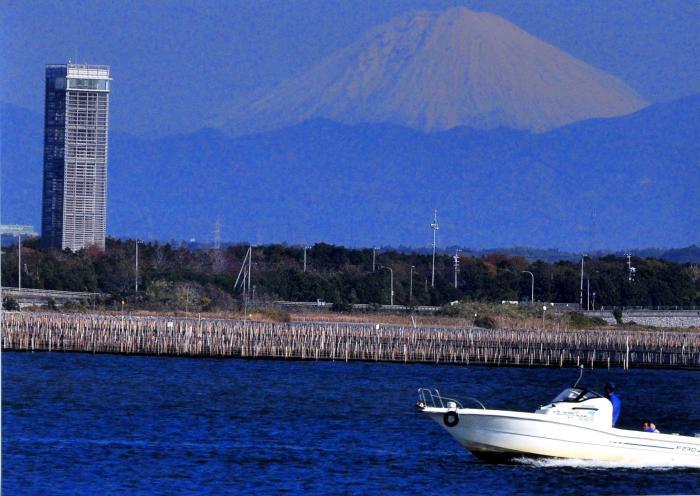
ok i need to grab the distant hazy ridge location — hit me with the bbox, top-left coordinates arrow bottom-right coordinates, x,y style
2,95 -> 698,249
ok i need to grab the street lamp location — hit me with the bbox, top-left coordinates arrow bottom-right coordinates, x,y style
17,233 -> 22,290
379,265 -> 394,306
587,277 -> 590,311
579,256 -> 583,309
521,270 -> 534,304
135,239 -> 142,294
542,305 -> 547,329
409,265 -> 416,306
303,245 -> 310,272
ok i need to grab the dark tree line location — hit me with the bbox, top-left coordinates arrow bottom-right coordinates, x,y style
2,238 -> 698,311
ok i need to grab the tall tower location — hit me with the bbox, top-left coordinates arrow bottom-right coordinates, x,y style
42,63 -> 111,251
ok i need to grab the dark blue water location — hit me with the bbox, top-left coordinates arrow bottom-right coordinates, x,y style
3,352 -> 699,495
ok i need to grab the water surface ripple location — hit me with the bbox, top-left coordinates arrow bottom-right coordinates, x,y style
3,353 -> 699,495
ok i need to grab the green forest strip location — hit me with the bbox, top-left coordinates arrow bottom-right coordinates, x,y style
2,238 -> 698,313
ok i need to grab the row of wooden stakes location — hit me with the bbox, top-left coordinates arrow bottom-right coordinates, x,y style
2,313 -> 699,369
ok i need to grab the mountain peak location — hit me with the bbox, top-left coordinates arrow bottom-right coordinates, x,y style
214,7 -> 648,135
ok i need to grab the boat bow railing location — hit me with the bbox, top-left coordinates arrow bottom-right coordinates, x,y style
417,388 -> 486,410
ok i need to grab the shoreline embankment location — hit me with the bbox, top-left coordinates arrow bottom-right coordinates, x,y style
2,312 -> 699,369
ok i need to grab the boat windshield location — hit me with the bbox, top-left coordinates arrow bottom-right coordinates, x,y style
551,387 -> 603,403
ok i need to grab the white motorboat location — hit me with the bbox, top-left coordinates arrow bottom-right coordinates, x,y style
416,382 -> 700,466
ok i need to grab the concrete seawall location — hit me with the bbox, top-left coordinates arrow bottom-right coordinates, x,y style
2,312 -> 699,369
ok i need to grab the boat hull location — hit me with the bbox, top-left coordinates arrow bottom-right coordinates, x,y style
423,407 -> 700,466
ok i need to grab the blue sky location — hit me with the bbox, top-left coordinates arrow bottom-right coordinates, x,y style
2,0 -> 699,137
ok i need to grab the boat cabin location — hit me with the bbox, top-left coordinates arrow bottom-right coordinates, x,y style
535,387 -> 614,428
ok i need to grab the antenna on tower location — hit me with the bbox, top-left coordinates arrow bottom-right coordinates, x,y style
430,209 -> 439,288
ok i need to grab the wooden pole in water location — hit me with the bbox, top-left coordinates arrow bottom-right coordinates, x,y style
2,313 -> 699,369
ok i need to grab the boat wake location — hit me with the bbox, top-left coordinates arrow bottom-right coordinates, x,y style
512,456 -> 697,471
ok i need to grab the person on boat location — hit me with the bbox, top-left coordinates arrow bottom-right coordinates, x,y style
642,421 -> 660,433
604,382 -> 621,426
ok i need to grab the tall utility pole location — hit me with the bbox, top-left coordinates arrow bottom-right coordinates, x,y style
372,247 -> 378,273
303,246 -> 310,272
587,278 -> 590,311
248,246 -> 252,293
135,239 -> 141,294
380,265 -> 394,306
589,208 -> 597,254
579,254 -> 586,310
453,249 -> 460,289
17,233 -> 22,290
522,271 -> 534,304
430,209 -> 439,288
409,265 -> 416,306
